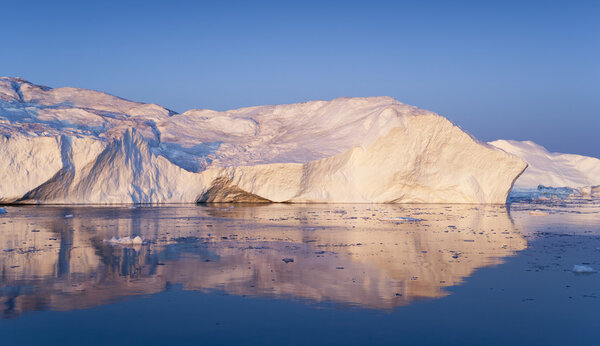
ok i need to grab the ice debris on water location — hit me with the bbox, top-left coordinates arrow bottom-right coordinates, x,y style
572,265 -> 596,273
529,210 -> 550,216
64,214 -> 74,218
380,217 -> 424,222
104,236 -> 143,246
0,208 -> 7,215
282,258 -> 294,263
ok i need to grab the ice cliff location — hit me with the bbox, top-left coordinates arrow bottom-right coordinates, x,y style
490,140 -> 600,197
0,77 -> 526,204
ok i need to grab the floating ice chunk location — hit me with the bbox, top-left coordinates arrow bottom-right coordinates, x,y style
380,217 -> 424,222
400,217 -> 424,222
104,236 -> 143,246
64,214 -> 74,218
572,265 -> 596,273
0,208 -> 7,214
529,210 -> 550,216
104,237 -> 118,244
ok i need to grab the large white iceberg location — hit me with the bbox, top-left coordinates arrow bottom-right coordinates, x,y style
0,77 -> 526,204
490,140 -> 600,196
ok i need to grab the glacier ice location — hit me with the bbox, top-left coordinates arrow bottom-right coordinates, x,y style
490,140 -> 600,197
0,77 -> 526,204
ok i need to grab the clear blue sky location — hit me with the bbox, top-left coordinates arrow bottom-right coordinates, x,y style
2,0 -> 598,156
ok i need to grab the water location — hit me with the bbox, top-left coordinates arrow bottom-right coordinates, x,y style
0,201 -> 598,345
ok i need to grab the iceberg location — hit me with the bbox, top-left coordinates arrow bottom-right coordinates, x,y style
490,140 -> 600,197
0,77 -> 526,204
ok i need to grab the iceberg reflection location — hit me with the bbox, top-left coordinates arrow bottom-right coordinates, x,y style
0,204 -> 526,317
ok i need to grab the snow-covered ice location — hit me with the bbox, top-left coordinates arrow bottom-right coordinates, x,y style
490,140 -> 600,195
0,77 -> 527,204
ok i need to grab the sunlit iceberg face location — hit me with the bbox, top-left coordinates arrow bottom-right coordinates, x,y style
0,204 -> 526,317
0,78 -> 526,204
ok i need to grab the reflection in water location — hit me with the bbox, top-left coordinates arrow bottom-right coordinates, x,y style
510,197 -> 600,236
0,204 -> 526,317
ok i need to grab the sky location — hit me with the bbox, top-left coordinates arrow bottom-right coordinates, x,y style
2,0 -> 599,157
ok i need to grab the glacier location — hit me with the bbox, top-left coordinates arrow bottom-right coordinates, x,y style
490,140 -> 600,197
0,77 -> 526,204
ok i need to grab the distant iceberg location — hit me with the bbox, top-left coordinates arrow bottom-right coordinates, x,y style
0,77 -> 526,204
490,140 -> 600,198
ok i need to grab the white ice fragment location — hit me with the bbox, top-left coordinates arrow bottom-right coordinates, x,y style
380,217 -> 424,222
572,265 -> 596,273
529,210 -> 550,216
103,236 -> 144,246
64,214 -> 74,218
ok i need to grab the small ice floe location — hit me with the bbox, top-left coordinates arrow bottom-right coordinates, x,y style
64,214 -> 74,218
0,208 -> 7,215
572,265 -> 596,273
529,210 -> 550,216
380,216 -> 424,222
104,236 -> 143,246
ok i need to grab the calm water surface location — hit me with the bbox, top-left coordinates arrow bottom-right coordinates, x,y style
0,201 -> 599,345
